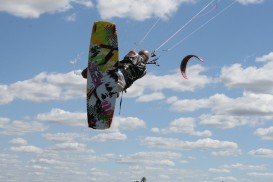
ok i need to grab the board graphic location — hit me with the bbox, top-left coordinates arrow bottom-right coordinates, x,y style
86,21 -> 119,129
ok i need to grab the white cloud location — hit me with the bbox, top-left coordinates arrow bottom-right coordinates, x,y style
112,116 -> 146,130
65,13 -> 77,22
169,93 -> 273,116
221,52 -> 273,94
218,163 -> 267,172
0,67 -> 209,105
90,168 -> 109,177
0,0 -> 265,20
116,151 -> 181,167
211,149 -> 242,157
157,117 -> 212,137
254,126 -> 273,140
256,52 -> 273,62
140,137 -> 239,155
248,172 -> 273,177
10,145 -> 43,154
209,168 -> 230,173
9,138 -> 28,146
0,119 -> 46,135
40,115 -> 145,143
237,0 -> 265,5
87,116 -> 146,142
213,176 -> 238,181
126,66 -> 211,98
0,117 -> 10,127
43,132 -> 81,142
97,0 -> 194,21
249,148 -> 273,158
0,0 -> 93,18
52,142 -> 87,152
200,114 -> 259,129
151,127 -> 160,133
90,131 -> 127,142
0,85 -> 13,104
136,92 -> 165,102
31,157 -> 64,165
0,71 -> 85,104
37,108 -> 86,127
167,92 -> 273,129
167,97 -> 210,112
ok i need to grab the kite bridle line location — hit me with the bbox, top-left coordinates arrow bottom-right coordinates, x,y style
145,0 -> 217,66
134,17 -> 161,50
166,0 -> 237,51
154,0 -> 216,52
147,0 -> 236,66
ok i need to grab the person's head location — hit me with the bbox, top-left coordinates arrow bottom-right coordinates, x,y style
125,50 -> 138,61
138,50 -> 150,63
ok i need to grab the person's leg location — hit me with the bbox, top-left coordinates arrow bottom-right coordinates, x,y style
117,70 -> 126,92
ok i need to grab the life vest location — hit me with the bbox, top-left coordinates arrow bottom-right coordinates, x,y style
119,55 -> 147,90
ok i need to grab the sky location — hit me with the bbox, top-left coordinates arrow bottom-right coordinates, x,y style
0,0 -> 273,181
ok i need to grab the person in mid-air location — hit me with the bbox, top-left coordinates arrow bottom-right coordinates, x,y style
81,49 -> 150,92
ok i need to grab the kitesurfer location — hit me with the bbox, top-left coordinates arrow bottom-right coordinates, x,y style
81,49 -> 150,92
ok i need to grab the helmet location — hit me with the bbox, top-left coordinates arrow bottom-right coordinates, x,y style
138,50 -> 150,63
125,50 -> 138,60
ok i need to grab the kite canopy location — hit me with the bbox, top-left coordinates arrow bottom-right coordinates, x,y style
180,55 -> 203,79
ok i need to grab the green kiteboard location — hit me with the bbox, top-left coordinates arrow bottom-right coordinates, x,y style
86,21 -> 119,129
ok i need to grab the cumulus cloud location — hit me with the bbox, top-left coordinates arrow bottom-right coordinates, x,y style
140,137 -> 239,156
43,132 -> 81,143
211,149 -> 242,157
0,68 -> 209,105
0,117 -> 10,127
248,172 -> 273,177
256,52 -> 273,62
254,126 -> 273,140
126,66 -> 211,98
0,85 -> 13,104
112,116 -> 146,130
200,114 -> 259,129
213,176 -> 238,182
209,168 -> 230,173
52,142 -> 87,152
0,119 -> 46,135
221,52 -> 273,94
37,108 -> 86,127
169,93 -> 273,116
222,163 -> 266,171
89,131 -> 127,142
249,148 -> 273,158
0,71 -> 85,105
0,0 -> 93,18
10,145 -> 43,154
65,13 -> 77,22
9,138 -> 28,146
167,92 -> 273,129
97,0 -> 194,21
116,151 -> 181,167
38,113 -> 145,142
83,116 -> 146,142
0,0 -> 266,20
155,117 -> 212,137
136,92 -> 165,102
237,0 -> 265,5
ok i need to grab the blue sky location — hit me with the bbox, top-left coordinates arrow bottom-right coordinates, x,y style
1,0 -> 273,181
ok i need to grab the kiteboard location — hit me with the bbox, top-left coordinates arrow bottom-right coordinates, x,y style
86,21 -> 119,129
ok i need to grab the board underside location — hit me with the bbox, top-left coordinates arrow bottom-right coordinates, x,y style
87,21 -> 119,129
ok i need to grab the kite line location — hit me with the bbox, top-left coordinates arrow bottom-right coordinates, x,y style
154,0 -> 216,52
